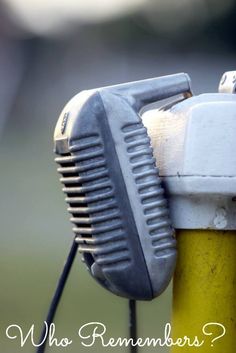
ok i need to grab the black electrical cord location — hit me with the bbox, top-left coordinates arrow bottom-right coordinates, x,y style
36,237 -> 78,353
129,299 -> 138,353
36,238 -> 138,353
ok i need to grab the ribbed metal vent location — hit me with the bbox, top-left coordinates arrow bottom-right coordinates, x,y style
122,122 -> 176,257
55,134 -> 131,269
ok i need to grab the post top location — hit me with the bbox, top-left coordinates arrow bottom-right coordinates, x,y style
143,92 -> 236,230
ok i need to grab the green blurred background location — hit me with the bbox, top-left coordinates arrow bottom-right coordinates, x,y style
0,0 -> 235,352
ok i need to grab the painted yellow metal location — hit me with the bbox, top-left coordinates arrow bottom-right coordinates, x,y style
171,230 -> 236,352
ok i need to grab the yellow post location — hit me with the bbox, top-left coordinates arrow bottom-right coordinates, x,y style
171,230 -> 236,352
141,74 -> 236,353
